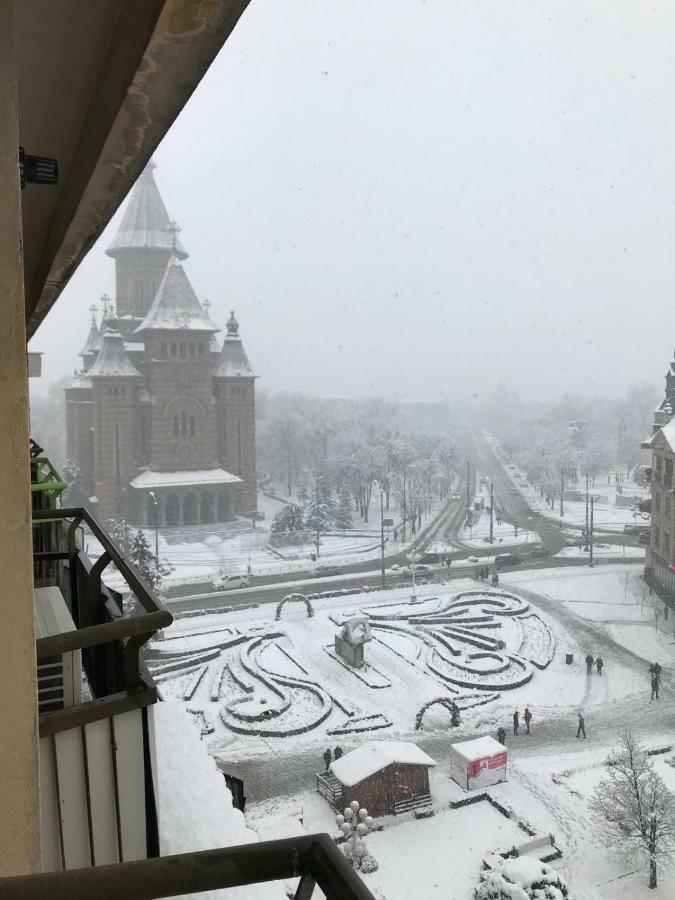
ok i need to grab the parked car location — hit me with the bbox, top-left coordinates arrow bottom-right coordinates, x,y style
213,573 -> 250,590
529,546 -> 549,558
467,555 -> 480,563
623,524 -> 650,536
451,492 -> 462,500
495,553 -> 522,569
310,565 -> 343,578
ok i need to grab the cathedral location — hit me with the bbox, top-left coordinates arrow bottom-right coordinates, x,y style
65,162 -> 257,527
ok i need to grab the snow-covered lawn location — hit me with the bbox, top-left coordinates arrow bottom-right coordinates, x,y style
505,565 -> 675,667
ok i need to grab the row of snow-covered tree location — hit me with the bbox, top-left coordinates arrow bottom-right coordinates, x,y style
257,393 -> 458,535
481,382 -> 660,498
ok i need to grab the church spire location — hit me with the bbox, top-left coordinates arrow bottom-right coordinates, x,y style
134,257 -> 219,334
105,161 -> 188,259
215,311 -> 256,378
79,304 -> 100,359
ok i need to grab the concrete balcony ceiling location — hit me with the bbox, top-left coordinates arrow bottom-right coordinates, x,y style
18,0 -> 250,340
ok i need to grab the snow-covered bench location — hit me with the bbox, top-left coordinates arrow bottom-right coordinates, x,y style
508,833 -> 561,864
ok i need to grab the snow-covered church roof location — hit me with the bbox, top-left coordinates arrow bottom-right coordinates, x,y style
129,468 -> 242,490
87,331 -> 141,378
214,311 -> 256,378
106,160 -> 188,259
330,741 -> 436,787
135,256 -> 219,334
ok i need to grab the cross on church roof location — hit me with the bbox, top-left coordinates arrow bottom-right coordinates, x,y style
89,303 -> 98,323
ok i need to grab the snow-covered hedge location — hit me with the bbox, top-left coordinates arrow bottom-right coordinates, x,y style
475,856 -> 569,900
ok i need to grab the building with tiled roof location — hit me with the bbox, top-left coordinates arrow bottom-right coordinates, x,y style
65,163 -> 257,526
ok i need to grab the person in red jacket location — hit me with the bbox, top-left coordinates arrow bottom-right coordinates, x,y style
523,707 -> 532,734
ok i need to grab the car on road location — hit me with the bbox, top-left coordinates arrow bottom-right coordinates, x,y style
213,573 -> 250,590
529,545 -> 549,558
401,563 -> 434,577
310,565 -> 343,578
451,492 -> 462,500
467,555 -> 480,563
623,524 -> 650,536
495,553 -> 522,569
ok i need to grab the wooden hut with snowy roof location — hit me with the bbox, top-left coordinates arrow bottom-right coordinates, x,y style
324,740 -> 436,817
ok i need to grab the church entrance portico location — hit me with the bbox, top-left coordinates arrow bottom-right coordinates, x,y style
135,480 -> 240,528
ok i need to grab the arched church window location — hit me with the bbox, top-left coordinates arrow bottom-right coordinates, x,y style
179,342 -> 187,358
161,341 -> 168,357
189,416 -> 196,436
188,343 -> 195,357
170,342 -> 177,356
173,416 -> 179,437
181,411 -> 188,435
198,343 -> 205,356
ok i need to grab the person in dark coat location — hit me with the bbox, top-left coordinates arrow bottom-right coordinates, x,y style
491,571 -> 499,587
451,705 -> 461,728
333,746 -> 343,760
323,748 -> 332,771
513,710 -> 519,735
585,653 -> 594,675
497,726 -> 507,746
595,656 -> 603,676
523,707 -> 532,734
576,713 -> 586,739
651,674 -> 660,701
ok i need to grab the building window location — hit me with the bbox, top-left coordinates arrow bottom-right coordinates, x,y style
170,342 -> 177,356
189,416 -> 196,436
198,343 -> 205,356
161,341 -> 168,357
173,416 -> 179,437
655,492 -> 662,513
665,532 -> 671,557
667,496 -> 672,519
237,419 -> 242,473
188,343 -> 195,357
179,342 -> 187,358
181,411 -> 188,436
654,525 -> 661,549
666,458 -> 673,488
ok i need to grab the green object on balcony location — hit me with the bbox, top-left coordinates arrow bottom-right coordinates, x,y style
30,456 -> 68,510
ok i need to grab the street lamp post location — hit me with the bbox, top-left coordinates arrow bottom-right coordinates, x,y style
380,488 -> 385,587
149,491 -> 159,573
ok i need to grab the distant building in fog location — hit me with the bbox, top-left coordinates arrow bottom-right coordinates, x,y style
65,162 -> 257,526
642,348 -> 675,601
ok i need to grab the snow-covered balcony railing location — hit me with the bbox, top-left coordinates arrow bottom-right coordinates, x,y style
31,507 -> 172,869
0,833 -> 377,900
32,506 -> 172,697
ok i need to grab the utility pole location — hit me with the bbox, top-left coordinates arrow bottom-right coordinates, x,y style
560,470 -> 564,518
585,472 -> 589,547
316,524 -> 320,560
466,460 -> 471,510
589,496 -> 594,567
489,482 -> 494,544
402,469 -> 407,543
149,491 -> 159,573
380,489 -> 385,587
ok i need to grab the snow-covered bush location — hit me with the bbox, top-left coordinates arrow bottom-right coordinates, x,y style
360,852 -> 379,873
474,856 -> 569,900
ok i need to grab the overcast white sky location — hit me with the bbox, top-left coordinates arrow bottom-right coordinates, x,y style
31,0 -> 675,402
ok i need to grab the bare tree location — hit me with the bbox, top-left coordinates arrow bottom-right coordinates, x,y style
590,730 -> 675,889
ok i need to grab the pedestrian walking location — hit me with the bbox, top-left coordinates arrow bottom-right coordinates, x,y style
513,710 -> 519,735
497,726 -> 507,746
523,707 -> 532,735
576,713 -> 586,739
446,558 -> 452,570
651,674 -> 660,701
323,748 -> 332,771
491,571 -> 499,587
595,656 -> 603,676
585,653 -> 594,675
333,746 -> 343,760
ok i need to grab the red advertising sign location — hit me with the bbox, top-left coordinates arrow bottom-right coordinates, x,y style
467,753 -> 507,779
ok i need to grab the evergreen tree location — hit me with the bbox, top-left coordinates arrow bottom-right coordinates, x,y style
62,458 -> 89,507
335,489 -> 353,530
107,518 -> 170,594
304,472 -> 336,534
271,503 -> 305,535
